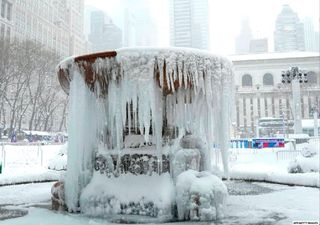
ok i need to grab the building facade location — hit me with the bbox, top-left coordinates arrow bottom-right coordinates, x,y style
169,0 -> 209,49
274,4 -> 305,52
89,10 -> 122,52
123,5 -> 157,47
229,52 -> 320,138
249,38 -> 268,53
235,18 -> 252,54
303,18 -> 319,52
7,0 -> 85,57
0,0 -> 13,40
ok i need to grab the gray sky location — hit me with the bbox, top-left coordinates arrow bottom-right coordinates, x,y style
85,0 -> 319,55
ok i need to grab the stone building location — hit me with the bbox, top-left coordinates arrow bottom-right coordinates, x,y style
0,0 -> 13,40
2,0 -> 85,57
229,52 -> 319,138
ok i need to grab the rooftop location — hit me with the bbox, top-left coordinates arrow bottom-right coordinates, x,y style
228,51 -> 320,62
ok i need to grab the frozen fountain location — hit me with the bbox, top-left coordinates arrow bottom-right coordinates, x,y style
56,47 -> 234,222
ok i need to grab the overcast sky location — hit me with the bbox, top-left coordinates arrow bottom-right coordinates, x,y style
85,0 -> 319,55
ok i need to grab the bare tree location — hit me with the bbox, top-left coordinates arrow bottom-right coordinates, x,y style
0,38 -> 68,137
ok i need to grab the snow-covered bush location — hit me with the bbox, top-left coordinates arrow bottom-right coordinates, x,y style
80,173 -> 174,219
288,143 -> 319,173
48,143 -> 67,171
176,170 -> 228,221
300,143 -> 318,158
287,155 -> 319,173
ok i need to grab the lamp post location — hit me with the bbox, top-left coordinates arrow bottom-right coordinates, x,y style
281,67 -> 307,134
311,107 -> 319,137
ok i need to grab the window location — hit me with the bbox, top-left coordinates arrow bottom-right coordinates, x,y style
306,71 -> 318,85
0,24 -> 5,39
6,26 -> 10,39
6,2 -> 11,20
242,74 -> 253,86
1,0 -> 5,18
263,73 -> 274,86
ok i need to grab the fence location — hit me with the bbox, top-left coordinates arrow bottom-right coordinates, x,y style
0,142 -> 61,169
276,150 -> 301,161
309,136 -> 320,146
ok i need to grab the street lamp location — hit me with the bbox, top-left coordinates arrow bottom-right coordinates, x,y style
311,106 -> 319,137
281,67 -> 307,134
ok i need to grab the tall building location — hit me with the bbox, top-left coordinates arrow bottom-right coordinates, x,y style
89,10 -> 122,52
235,18 -> 252,54
169,0 -> 209,50
249,38 -> 268,53
0,0 -> 13,40
123,2 -> 157,47
3,0 -> 85,57
274,5 -> 305,52
303,18 -> 319,52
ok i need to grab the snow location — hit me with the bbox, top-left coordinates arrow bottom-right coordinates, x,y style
176,170 -> 228,221
61,47 -> 235,212
288,133 -> 310,139
302,119 -> 320,129
0,168 -> 61,186
0,144 -> 64,185
172,148 -> 201,182
80,172 -> 174,219
287,143 -> 319,173
0,181 -> 318,225
0,182 -> 55,205
48,143 -> 68,171
226,185 -> 319,225
228,51 -> 320,62
225,141 -> 320,187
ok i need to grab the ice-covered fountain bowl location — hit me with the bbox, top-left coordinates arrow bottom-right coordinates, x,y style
56,47 -> 234,222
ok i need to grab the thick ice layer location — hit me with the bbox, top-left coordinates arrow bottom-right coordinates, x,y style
176,170 -> 228,221
80,172 -> 174,218
62,47 -> 234,212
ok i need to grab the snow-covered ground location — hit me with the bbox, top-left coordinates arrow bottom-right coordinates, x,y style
223,140 -> 320,187
0,141 -> 319,223
0,181 -> 318,224
0,144 -> 64,185
1,140 -> 318,187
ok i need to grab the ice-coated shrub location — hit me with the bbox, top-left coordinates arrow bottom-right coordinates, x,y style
48,143 -> 68,171
287,155 -> 319,173
176,170 -> 228,221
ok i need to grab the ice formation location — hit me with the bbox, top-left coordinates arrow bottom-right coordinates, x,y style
57,47 -> 234,218
176,170 -> 228,221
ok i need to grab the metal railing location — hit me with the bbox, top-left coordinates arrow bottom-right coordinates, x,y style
276,150 -> 301,161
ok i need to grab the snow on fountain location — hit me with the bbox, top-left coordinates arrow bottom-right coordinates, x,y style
57,47 -> 234,221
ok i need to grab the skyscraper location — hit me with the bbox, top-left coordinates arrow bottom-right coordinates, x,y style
169,0 -> 209,50
235,18 -> 252,54
274,5 -> 305,52
89,10 -> 122,52
303,18 -> 319,52
249,38 -> 268,53
123,1 -> 157,47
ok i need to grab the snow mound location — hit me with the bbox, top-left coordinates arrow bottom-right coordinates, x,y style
287,155 -> 319,173
300,143 -> 319,157
176,170 -> 228,221
288,143 -> 319,173
80,173 -> 174,219
48,143 -> 68,171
